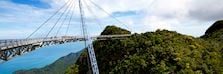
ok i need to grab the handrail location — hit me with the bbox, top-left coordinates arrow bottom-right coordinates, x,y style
0,35 -> 131,50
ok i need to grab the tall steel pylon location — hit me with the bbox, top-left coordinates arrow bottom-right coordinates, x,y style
78,0 -> 99,74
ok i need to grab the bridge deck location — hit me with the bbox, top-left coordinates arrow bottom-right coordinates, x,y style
0,34 -> 131,50
0,34 -> 131,61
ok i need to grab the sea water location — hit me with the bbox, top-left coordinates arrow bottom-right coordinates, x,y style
0,41 -> 85,74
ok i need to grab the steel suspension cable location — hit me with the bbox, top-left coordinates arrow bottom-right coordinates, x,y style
26,0 -> 72,39
83,0 -> 103,30
44,0 -> 74,39
79,0 -> 88,43
55,1 -> 75,37
65,3 -> 75,36
88,0 -> 133,32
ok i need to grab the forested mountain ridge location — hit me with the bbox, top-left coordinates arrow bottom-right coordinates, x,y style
100,25 -> 131,35
66,21 -> 223,74
14,50 -> 84,74
204,20 -> 223,36
202,20 -> 223,45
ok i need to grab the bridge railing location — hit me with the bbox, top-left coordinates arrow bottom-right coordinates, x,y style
0,36 -> 80,49
0,35 -> 131,50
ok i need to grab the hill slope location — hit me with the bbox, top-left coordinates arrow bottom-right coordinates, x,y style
203,20 -> 223,44
66,23 -> 223,73
205,20 -> 223,35
14,50 -> 83,74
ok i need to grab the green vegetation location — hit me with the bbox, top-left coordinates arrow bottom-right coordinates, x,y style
14,50 -> 83,74
205,20 -> 223,35
65,50 -> 90,74
202,20 -> 223,44
65,64 -> 79,74
101,25 -> 131,35
66,22 -> 223,74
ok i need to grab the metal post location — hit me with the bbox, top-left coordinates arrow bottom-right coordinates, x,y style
78,0 -> 92,73
88,43 -> 99,74
78,0 -> 99,74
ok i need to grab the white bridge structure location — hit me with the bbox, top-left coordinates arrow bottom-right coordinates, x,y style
0,34 -> 131,61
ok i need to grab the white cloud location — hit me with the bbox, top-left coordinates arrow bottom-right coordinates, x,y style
188,0 -> 223,21
140,0 -> 222,36
143,16 -> 174,31
149,0 -> 190,19
0,0 -> 223,39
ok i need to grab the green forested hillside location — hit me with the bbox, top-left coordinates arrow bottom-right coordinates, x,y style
66,22 -> 223,74
14,50 -> 83,74
100,25 -> 131,35
205,20 -> 223,35
203,20 -> 223,44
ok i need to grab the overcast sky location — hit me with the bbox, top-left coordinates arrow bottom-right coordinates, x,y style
0,0 -> 222,39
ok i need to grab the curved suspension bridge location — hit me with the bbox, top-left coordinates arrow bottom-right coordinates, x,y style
0,0 -> 133,74
0,34 -> 131,61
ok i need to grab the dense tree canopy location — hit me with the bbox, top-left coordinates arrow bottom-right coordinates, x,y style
66,23 -> 223,74
205,20 -> 223,35
100,25 -> 131,35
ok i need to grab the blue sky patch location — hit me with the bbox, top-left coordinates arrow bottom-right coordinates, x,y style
10,0 -> 51,9
112,11 -> 138,17
0,7 -> 10,13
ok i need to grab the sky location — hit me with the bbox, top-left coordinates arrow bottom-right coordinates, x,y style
0,0 -> 223,39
